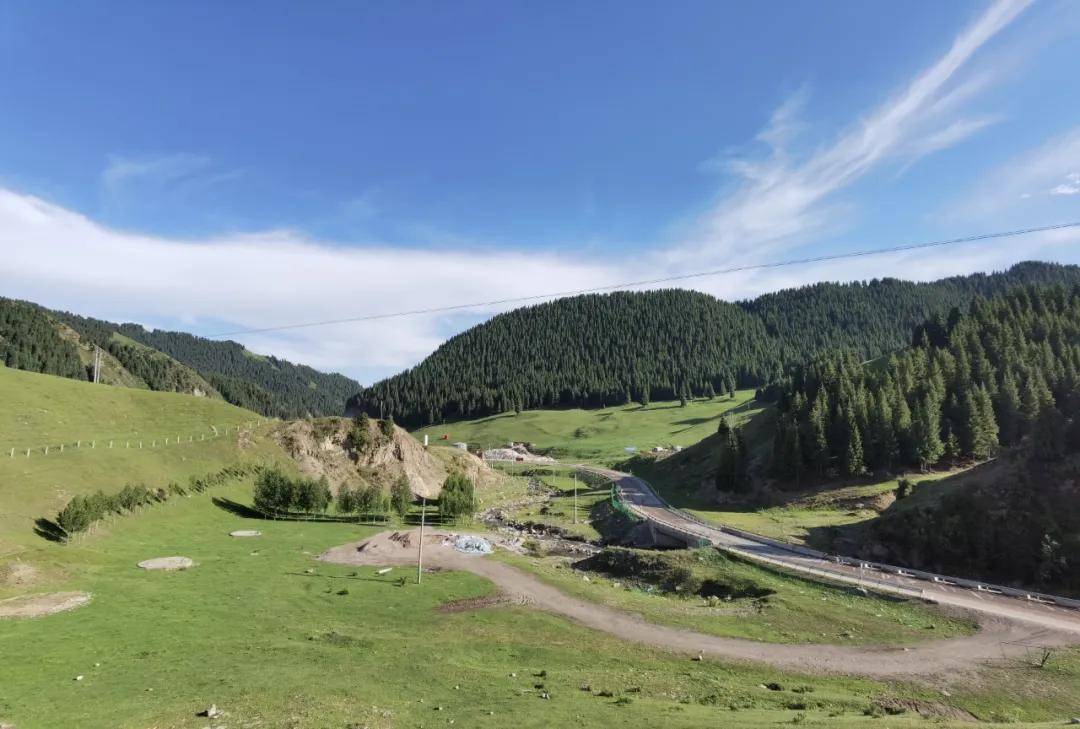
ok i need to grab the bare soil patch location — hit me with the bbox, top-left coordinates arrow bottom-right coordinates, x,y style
0,591 -> 91,619
320,529 -> 1079,680
137,556 -> 194,571
435,594 -> 512,613
0,560 -> 38,588
874,695 -> 977,721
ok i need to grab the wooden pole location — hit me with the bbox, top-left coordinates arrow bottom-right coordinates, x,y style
417,496 -> 426,585
573,472 -> 578,525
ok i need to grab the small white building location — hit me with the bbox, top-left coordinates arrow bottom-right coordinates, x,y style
453,441 -> 468,450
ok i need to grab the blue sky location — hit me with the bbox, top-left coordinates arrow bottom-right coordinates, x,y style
2,0 -> 1079,383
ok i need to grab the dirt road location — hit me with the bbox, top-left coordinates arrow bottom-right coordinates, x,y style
320,530 -> 1077,679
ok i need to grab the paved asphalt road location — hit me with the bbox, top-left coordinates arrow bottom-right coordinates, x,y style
590,466 -> 1080,637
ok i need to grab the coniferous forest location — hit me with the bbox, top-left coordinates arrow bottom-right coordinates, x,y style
763,283 -> 1080,481
0,299 -> 360,418
349,261 -> 1080,426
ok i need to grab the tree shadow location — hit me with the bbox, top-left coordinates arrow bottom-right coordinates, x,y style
34,517 -> 65,543
211,497 -> 372,524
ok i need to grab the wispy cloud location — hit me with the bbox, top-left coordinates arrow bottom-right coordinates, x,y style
954,127 -> 1080,214
1050,172 -> 1080,196
675,0 -> 1030,265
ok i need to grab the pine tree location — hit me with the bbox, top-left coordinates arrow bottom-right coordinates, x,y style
912,395 -> 944,470
996,370 -> 1022,445
844,425 -> 865,477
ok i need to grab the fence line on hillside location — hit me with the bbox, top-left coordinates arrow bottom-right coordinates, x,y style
4,418 -> 272,461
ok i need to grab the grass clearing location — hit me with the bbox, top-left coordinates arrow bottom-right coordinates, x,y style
496,548 -> 975,646
0,482 -> 932,728
3,482 -> 1075,728
413,391 -> 762,463
679,470 -> 967,549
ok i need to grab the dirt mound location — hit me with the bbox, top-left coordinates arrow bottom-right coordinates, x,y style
275,417 -> 507,500
137,556 -> 194,571
0,591 -> 91,619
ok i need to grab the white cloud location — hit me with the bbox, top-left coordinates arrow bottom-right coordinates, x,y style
1049,172 -> 1080,196
0,188 -> 621,380
676,0 -> 1029,265
955,128 -> 1080,215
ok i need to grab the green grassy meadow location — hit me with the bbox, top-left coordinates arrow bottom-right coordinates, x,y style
0,366 -> 284,564
413,390 -> 762,463
681,471 -> 963,548
498,548 -> 974,645
4,480 -> 1079,728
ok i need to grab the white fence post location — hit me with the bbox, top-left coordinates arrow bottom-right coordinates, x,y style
60,443 -> 64,453
91,441 -> 95,449
44,446 -> 48,455
109,441 -> 113,449
26,449 -> 30,458
9,448 -> 14,458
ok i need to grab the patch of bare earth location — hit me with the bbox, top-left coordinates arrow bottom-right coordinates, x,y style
0,560 -> 38,588
436,594 -> 513,613
0,591 -> 91,619
320,529 -> 1080,680
874,695 -> 977,721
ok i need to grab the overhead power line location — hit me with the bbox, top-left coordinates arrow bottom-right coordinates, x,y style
208,221 -> 1080,338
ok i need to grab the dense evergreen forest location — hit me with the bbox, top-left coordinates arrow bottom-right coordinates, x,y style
761,283 -> 1080,482
0,299 -> 360,418
351,290 -> 772,424
0,298 -> 85,379
737,281 -> 1080,592
350,261 -> 1080,426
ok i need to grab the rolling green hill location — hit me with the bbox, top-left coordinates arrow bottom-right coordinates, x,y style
0,297 -> 361,418
350,261 -> 1080,426
413,390 -> 763,463
0,365 -> 284,559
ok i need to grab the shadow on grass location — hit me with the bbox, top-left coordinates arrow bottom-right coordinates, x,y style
286,571 -> 397,585
34,517 -> 65,543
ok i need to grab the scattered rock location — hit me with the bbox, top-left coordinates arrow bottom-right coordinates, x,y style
74,675 -> 83,682
137,557 -> 194,571
765,682 -> 784,692
197,705 -> 221,718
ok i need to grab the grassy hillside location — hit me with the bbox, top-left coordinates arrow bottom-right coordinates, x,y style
413,390 -> 763,463
0,365 -> 283,560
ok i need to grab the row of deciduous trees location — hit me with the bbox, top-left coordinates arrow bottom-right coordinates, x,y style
252,468 -> 476,523
55,465 -> 259,538
760,284 -> 1080,485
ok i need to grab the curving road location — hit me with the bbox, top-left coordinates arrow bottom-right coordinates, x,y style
588,466 -> 1080,637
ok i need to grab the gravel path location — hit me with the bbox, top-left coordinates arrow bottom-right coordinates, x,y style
320,529 -> 1077,679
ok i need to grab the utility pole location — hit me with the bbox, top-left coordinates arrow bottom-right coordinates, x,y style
573,472 -> 578,525
417,496 -> 426,585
